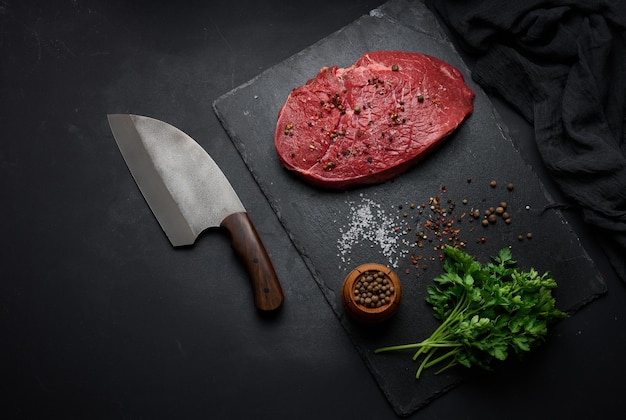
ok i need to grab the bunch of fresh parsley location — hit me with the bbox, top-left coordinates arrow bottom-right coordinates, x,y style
375,245 -> 568,379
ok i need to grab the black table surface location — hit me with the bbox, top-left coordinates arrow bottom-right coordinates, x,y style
2,1 -> 625,419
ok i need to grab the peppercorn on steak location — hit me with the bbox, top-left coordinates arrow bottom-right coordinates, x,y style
274,51 -> 475,189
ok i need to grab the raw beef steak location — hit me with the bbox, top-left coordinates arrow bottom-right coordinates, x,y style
274,51 -> 475,189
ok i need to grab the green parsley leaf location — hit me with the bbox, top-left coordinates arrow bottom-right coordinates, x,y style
375,245 -> 568,379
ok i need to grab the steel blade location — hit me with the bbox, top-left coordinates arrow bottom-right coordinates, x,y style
107,114 -> 245,246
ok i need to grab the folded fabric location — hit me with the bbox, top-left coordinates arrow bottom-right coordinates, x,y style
427,0 -> 626,283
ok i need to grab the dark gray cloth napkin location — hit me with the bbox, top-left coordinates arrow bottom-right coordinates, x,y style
427,0 -> 626,283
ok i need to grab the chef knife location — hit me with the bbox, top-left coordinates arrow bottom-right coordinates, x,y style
107,114 -> 284,311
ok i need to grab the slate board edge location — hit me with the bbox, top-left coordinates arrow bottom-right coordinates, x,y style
212,2 -> 608,416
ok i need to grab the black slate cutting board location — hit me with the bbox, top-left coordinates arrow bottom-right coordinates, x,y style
213,0 -> 607,415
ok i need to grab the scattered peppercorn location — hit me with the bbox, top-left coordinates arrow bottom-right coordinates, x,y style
507,183 -> 514,191
392,178 -> 531,276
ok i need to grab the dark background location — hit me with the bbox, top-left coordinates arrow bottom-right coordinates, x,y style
2,1 -> 625,419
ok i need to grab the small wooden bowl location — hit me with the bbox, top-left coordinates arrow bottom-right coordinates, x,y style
341,263 -> 402,324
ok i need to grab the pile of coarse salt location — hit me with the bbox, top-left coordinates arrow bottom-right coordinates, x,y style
337,195 -> 408,268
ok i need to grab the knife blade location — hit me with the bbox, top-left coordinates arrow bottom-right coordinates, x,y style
107,114 -> 284,311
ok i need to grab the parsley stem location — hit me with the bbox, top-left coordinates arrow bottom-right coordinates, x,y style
374,341 -> 462,353
433,358 -> 459,375
417,347 -> 460,378
424,347 -> 460,369
415,348 -> 435,378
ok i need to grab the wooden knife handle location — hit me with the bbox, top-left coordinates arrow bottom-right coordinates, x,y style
220,212 -> 284,311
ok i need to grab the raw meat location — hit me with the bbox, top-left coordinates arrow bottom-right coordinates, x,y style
274,51 -> 475,189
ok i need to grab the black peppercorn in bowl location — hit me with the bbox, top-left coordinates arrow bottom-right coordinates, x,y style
341,263 -> 402,324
